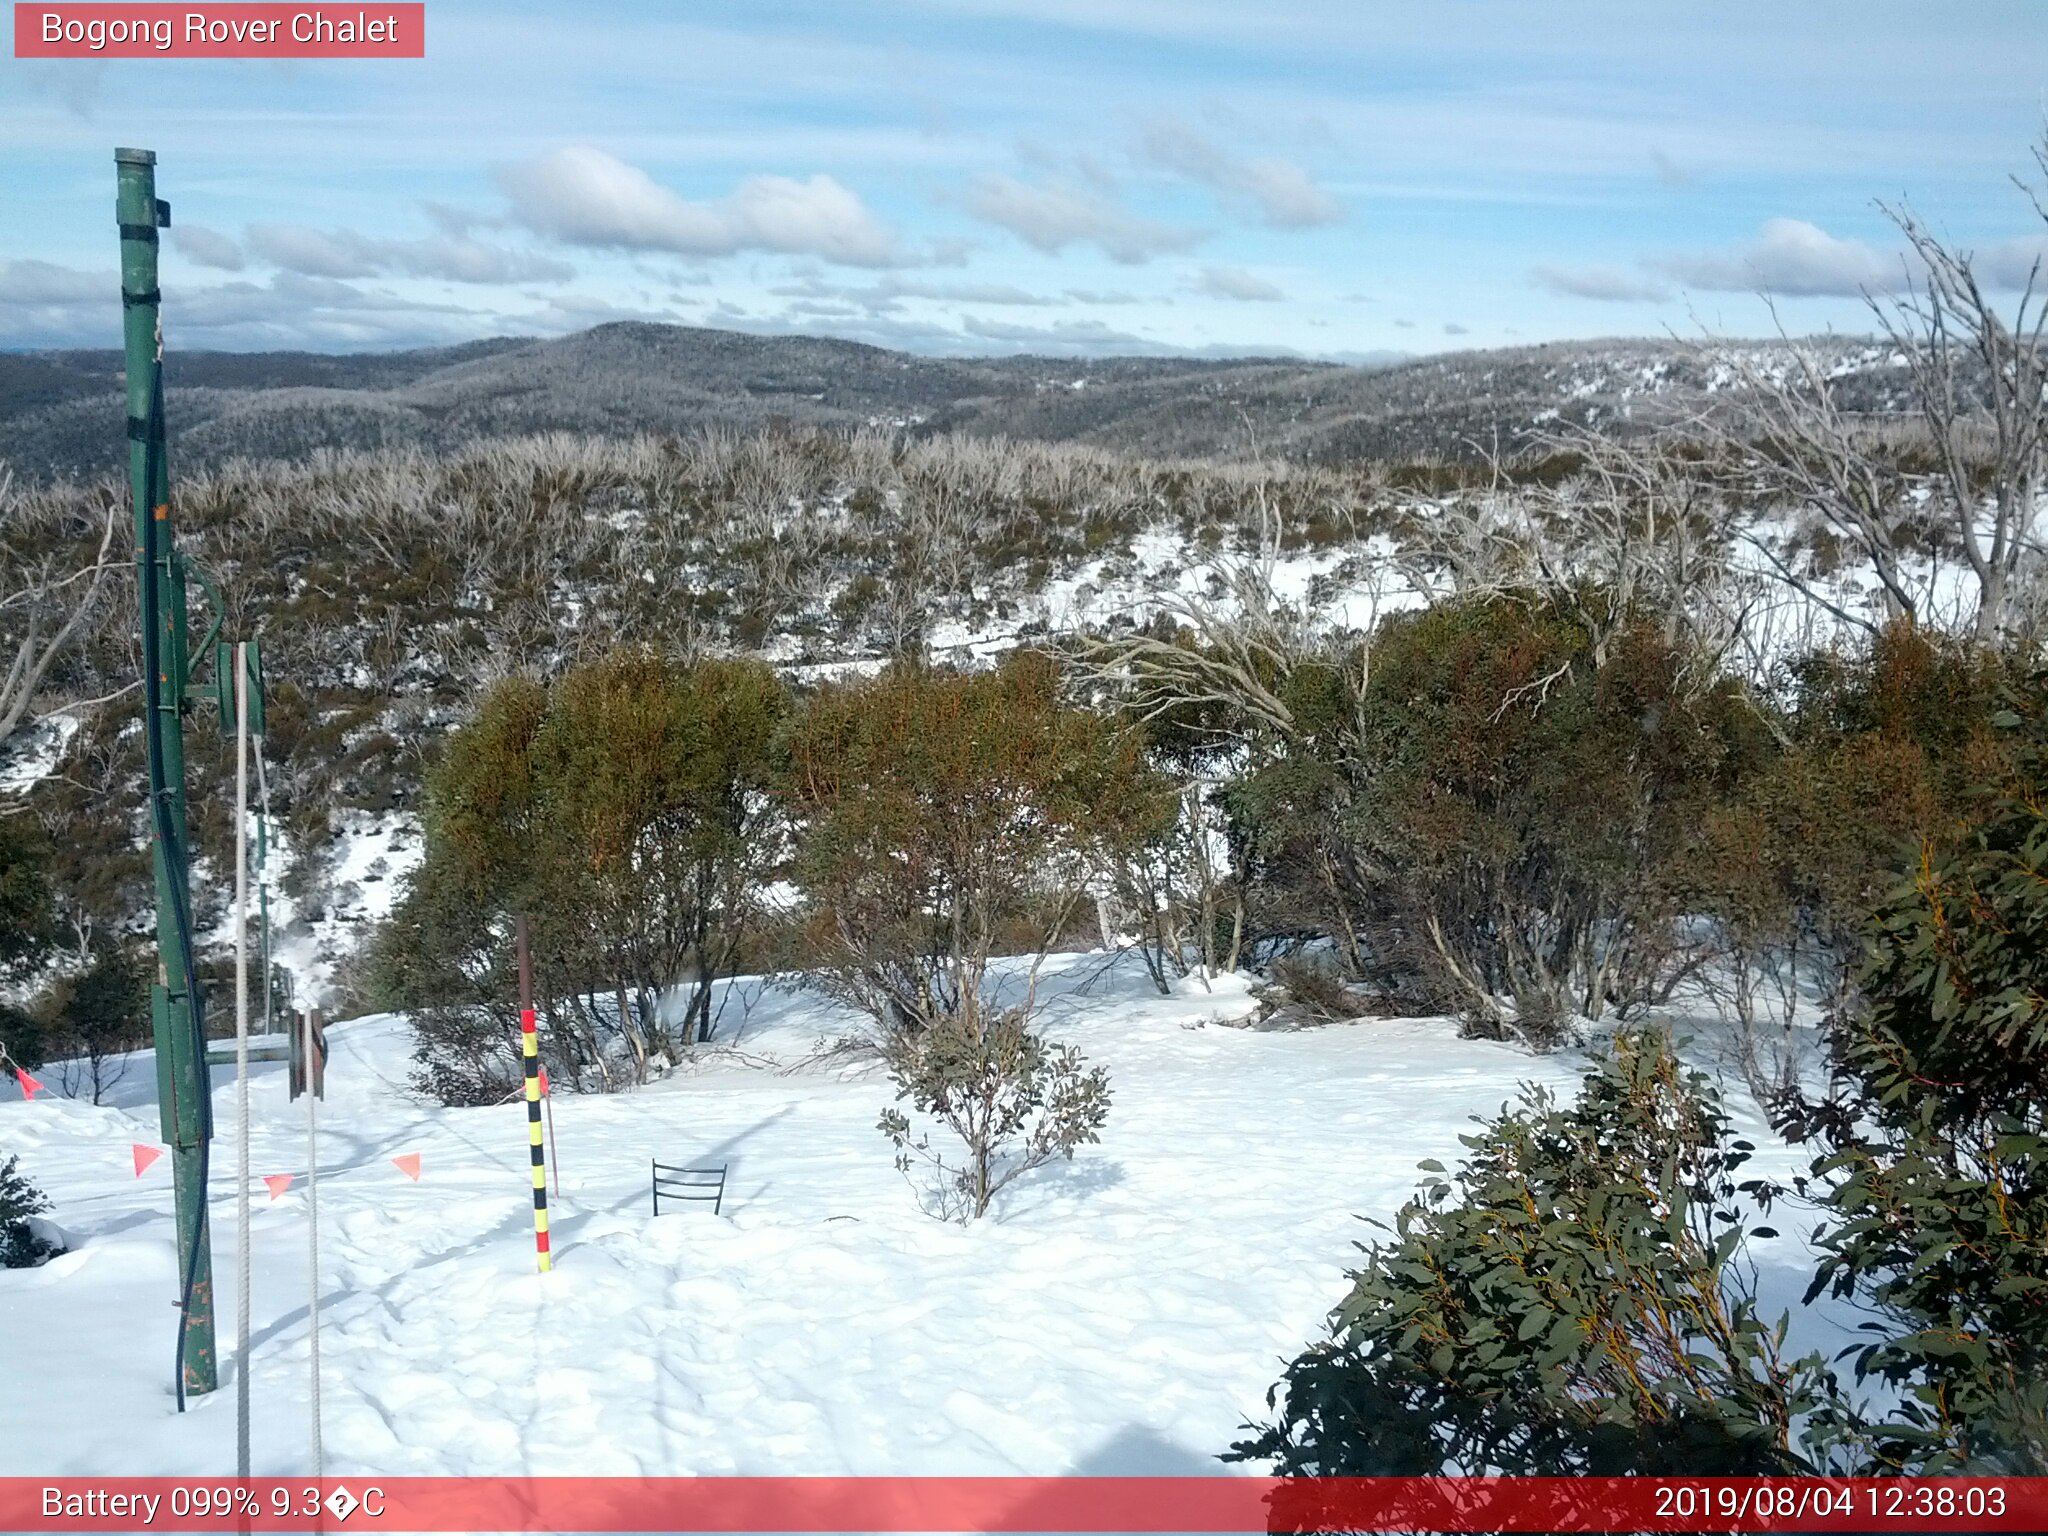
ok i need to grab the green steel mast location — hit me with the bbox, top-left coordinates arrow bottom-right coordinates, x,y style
117,146 -> 217,1401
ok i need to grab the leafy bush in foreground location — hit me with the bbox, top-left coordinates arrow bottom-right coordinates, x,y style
1238,688 -> 2048,1478
1798,686 -> 2048,1473
0,1155 -> 61,1269
1232,1030 -> 1842,1475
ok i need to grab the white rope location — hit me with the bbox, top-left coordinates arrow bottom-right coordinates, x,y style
252,717 -> 318,1474
304,1007 -> 323,1476
257,741 -> 273,1041
233,640 -> 252,1478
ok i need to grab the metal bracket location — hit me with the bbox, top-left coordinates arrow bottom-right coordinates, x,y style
178,561 -> 225,710
213,637 -> 266,737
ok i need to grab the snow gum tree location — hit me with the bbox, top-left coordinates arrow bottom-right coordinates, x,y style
1688,624 -> 2022,1105
786,652 -> 1157,1218
786,651 -> 1165,1036
0,812 -> 52,982
534,650 -> 790,1058
45,943 -> 147,1105
1216,594 -> 1769,1042
0,812 -> 53,1071
390,649 -> 790,1099
1709,135 -> 2048,645
1237,685 -> 2048,1480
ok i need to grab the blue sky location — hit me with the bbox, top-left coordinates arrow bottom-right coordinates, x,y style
3,1 -> 2046,356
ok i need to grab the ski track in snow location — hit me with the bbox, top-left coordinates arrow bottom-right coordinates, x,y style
0,953 -> 1850,1478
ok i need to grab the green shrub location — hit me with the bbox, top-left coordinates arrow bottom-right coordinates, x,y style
1696,625 -> 2017,980
1690,624 -> 2022,1108
0,1155 -> 61,1269
0,815 -> 52,982
1234,680 -> 2048,1481
786,651 -> 1165,1034
878,1005 -> 1111,1222
389,649 -> 791,1100
1232,1029 -> 1842,1475
1231,595 -> 1770,1041
1798,682 -> 2048,1472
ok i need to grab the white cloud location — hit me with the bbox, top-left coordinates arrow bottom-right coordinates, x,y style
1530,263 -> 1672,302
769,273 -> 1058,314
0,263 -> 487,350
958,315 -> 1160,351
419,201 -> 500,237
961,174 -> 1199,263
1656,217 -> 1901,297
248,224 -> 574,284
247,225 -> 372,279
501,147 -> 901,268
0,259 -> 109,306
1142,120 -> 1341,229
1976,231 -> 2048,291
907,280 -> 1051,305
1190,265 -> 1284,302
170,226 -> 246,273
1549,219 -> 2044,306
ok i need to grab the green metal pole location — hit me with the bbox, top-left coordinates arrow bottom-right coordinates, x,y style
118,146 -> 217,1399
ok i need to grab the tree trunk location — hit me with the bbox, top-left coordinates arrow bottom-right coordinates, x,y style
614,979 -> 647,1084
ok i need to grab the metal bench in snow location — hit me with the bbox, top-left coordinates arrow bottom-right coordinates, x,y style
204,1033 -> 290,1066
651,1161 -> 727,1216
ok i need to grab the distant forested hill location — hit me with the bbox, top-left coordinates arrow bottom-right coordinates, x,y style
0,321 -> 1907,481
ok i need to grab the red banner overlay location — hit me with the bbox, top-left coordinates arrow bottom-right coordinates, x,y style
13,4 -> 423,58
1,1477 -> 2045,1533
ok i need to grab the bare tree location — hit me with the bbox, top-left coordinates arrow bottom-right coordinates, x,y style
0,470 -> 123,751
53,1033 -> 131,1108
1107,779 -> 1241,993
1709,138 -> 2048,643
1878,189 -> 2047,642
1072,486 -> 1371,976
1714,333 -> 1929,634
1407,424 -> 1762,699
1076,485 -> 1364,750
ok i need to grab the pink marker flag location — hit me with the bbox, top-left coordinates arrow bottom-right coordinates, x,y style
14,1069 -> 44,1100
392,1152 -> 422,1182
538,1067 -> 550,1095
263,1174 -> 295,1201
133,1144 -> 164,1177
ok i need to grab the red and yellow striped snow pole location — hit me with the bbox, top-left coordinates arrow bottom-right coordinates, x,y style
517,916 -> 551,1274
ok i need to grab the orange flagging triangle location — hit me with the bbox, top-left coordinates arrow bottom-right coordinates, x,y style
263,1173 -> 295,1201
538,1068 -> 550,1095
392,1152 -> 422,1182
133,1144 -> 164,1177
14,1069 -> 44,1100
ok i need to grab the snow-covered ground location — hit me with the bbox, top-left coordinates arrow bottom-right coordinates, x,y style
260,808 -> 423,1006
0,712 -> 80,794
0,953 -> 1851,1479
